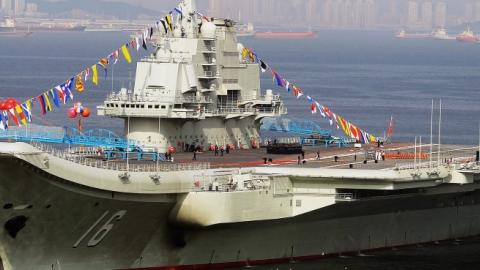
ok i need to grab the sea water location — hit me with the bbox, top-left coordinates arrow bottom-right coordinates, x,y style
1,30 -> 480,144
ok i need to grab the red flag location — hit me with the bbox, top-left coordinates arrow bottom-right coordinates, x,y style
8,109 -> 20,126
387,116 -> 395,139
350,125 -> 360,141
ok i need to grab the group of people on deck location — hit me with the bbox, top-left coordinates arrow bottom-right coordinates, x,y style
192,144 -> 233,160
213,144 -> 231,156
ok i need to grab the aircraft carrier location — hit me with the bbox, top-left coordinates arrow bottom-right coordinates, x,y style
1,0 -> 480,269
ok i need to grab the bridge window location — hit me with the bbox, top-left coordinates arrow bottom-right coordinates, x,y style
155,105 -> 160,109
296,200 -> 302,207
148,105 -> 152,109
121,104 -> 125,108
161,105 -> 166,109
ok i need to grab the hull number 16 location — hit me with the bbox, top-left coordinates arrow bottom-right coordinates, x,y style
73,210 -> 127,248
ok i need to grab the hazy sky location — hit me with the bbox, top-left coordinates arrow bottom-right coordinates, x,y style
109,0 -> 207,11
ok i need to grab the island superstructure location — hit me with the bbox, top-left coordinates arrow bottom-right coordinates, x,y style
98,0 -> 285,152
1,1 -> 480,270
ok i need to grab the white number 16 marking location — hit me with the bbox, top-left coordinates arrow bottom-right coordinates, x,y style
73,210 -> 127,248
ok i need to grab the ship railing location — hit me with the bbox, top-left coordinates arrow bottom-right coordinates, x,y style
239,94 -> 282,103
31,142 -> 211,172
202,70 -> 220,77
203,107 -> 285,116
449,156 -> 479,171
105,93 -> 213,105
177,96 -> 214,104
394,161 -> 441,171
395,156 -> 478,171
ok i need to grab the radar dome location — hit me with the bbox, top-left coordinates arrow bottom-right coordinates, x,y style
201,22 -> 216,39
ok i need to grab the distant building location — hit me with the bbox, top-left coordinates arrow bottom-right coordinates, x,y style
25,3 -> 37,14
434,1 -> 447,27
305,0 -> 318,25
421,1 -> 433,29
407,0 -> 419,27
14,0 -> 25,15
475,0 -> 480,22
465,1 -> 474,22
1,0 -> 13,15
0,0 -> 25,16
203,0 -> 475,30
381,0 -> 401,26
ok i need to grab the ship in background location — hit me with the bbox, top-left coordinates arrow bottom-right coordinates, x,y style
0,18 -> 32,37
395,29 -> 430,39
431,28 -> 455,40
237,23 -> 255,37
0,18 -> 15,32
13,18 -> 86,32
16,23 -> 86,32
255,31 -> 317,39
2,1 -> 480,270
456,27 -> 479,43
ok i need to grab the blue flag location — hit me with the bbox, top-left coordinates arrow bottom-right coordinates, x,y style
50,89 -> 61,108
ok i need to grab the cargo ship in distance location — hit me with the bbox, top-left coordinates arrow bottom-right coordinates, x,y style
431,28 -> 455,40
2,1 -> 480,270
255,31 -> 317,39
0,18 -> 32,37
395,29 -> 430,39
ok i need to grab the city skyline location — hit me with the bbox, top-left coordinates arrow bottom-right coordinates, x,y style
3,0 -> 480,30
207,0 -> 480,30
0,0 -> 37,16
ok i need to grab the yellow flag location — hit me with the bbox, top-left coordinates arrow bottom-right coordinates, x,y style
15,105 -> 27,125
43,93 -> 52,112
75,75 -> 85,92
91,64 -> 99,85
337,116 -> 347,135
166,15 -> 173,30
26,100 -> 32,111
121,45 -> 132,64
241,48 -> 249,59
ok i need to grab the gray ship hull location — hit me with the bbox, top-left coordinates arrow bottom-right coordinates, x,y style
1,154 -> 480,269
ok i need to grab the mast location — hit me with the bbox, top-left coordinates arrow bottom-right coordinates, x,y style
414,136 -> 417,170
430,99 -> 433,168
177,0 -> 197,38
437,99 -> 442,166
